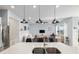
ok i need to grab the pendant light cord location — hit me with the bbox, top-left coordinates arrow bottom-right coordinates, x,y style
39,5 -> 40,19
24,5 -> 25,19
54,5 -> 56,19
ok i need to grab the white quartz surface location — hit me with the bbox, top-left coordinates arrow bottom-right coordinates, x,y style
0,42 -> 79,54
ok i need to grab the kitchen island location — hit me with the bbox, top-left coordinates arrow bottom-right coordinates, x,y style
0,42 -> 79,54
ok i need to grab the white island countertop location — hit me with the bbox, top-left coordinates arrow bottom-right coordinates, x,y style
0,42 -> 79,54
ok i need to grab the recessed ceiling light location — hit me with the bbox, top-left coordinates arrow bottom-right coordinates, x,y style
10,5 -> 15,9
33,5 -> 36,8
56,5 -> 60,8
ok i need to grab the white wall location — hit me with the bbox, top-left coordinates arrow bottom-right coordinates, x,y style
57,17 -> 79,46
19,23 -> 56,42
9,17 -> 19,45
8,10 -> 21,44
19,23 -> 29,42
8,10 -> 29,42
29,23 -> 56,36
72,17 -> 79,46
56,17 -> 73,46
19,23 -> 56,41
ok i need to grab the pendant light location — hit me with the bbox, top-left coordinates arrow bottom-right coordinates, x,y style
21,5 -> 28,24
52,5 -> 59,24
36,5 -> 43,23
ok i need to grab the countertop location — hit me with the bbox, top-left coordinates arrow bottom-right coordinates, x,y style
0,42 -> 79,54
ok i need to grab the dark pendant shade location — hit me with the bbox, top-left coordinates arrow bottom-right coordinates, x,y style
20,19 -> 28,24
20,21 -> 23,23
52,6 -> 59,24
52,18 -> 59,24
36,18 -> 43,23
20,5 -> 28,24
23,19 -> 26,21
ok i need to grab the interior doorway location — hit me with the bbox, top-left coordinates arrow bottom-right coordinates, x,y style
56,23 -> 68,44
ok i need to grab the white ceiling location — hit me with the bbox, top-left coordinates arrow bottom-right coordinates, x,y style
0,5 -> 79,22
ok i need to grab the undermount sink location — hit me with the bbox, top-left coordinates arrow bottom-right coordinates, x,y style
46,47 -> 61,54
32,47 -> 61,54
32,47 -> 45,54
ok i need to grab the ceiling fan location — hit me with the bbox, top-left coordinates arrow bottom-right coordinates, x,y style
52,5 -> 59,24
36,5 -> 43,24
20,5 -> 28,24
